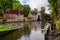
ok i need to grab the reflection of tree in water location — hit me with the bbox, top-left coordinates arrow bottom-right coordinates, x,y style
29,22 -> 32,25
0,29 -> 23,40
35,22 -> 40,31
41,21 -> 46,32
23,22 -> 31,35
41,21 -> 46,29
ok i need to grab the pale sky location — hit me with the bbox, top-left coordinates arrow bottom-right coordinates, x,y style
19,0 -> 50,13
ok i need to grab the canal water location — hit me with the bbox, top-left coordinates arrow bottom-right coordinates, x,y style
0,21 -> 50,40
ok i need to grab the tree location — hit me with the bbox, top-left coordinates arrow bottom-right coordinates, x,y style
33,8 -> 38,13
0,0 -> 12,12
57,0 -> 60,8
0,0 -> 22,14
0,2 -> 3,16
48,0 -> 58,19
40,7 -> 46,19
0,0 -> 22,15
0,0 -> 12,18
0,9 -> 3,16
50,8 -> 56,19
13,0 -> 22,10
31,8 -> 38,15
23,5 -> 30,17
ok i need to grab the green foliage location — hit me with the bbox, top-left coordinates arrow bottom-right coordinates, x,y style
0,0 -> 22,12
13,0 -> 22,10
0,24 -> 18,31
0,0 -> 22,18
55,19 -> 60,25
23,5 -> 30,17
31,8 -> 37,15
40,7 -> 45,12
27,15 -> 32,19
48,0 -> 60,17
50,9 -> 57,18
0,0 -> 13,16
48,0 -> 57,4
0,0 -> 12,9
48,0 -> 57,19
40,7 -> 45,17
24,24 -> 30,35
0,9 -> 3,16
57,0 -> 60,8
41,21 -> 45,29
55,19 -> 60,30
33,8 -> 37,13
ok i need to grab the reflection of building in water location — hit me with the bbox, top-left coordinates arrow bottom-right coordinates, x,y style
32,22 -> 37,31
28,22 -> 41,31
36,22 -> 41,30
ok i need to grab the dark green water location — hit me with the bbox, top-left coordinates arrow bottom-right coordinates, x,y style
0,21 -> 50,40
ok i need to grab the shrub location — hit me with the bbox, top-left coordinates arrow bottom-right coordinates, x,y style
27,16 -> 32,19
55,19 -> 60,30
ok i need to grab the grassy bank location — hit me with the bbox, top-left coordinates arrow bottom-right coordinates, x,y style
0,24 -> 18,31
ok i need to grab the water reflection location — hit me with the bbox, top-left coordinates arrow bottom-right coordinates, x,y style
23,23 -> 31,35
0,21 -> 50,40
0,29 -> 23,40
